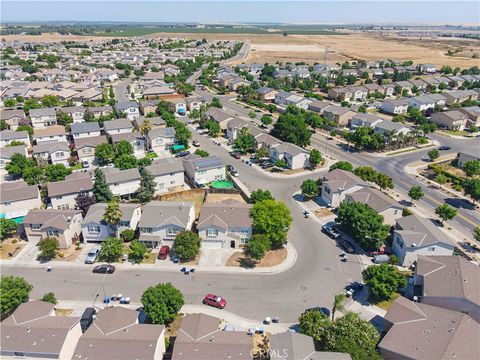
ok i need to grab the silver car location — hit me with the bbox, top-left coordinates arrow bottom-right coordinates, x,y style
85,247 -> 100,264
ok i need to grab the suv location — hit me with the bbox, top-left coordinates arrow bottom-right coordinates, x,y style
158,245 -> 170,260
203,294 -> 226,309
322,222 -> 340,239
85,247 -> 100,264
339,240 -> 355,254
80,307 -> 96,333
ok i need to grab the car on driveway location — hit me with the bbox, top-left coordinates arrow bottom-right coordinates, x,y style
93,264 -> 116,274
203,294 -> 226,309
345,282 -> 364,298
322,222 -> 340,239
439,146 -> 451,151
192,140 -> 200,147
85,247 -> 100,264
158,245 -> 170,260
175,151 -> 190,158
230,170 -> 239,177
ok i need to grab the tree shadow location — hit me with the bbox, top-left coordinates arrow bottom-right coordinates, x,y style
444,197 -> 476,211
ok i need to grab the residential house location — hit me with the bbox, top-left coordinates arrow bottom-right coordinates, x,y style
253,132 -> 281,151
373,120 -> 411,137
0,181 -> 42,219
146,157 -> 185,194
114,101 -> 140,120
147,127 -> 176,156
408,95 -> 437,112
322,105 -> 356,126
0,145 -> 27,173
185,96 -> 207,111
205,107 -> 233,130
0,301 -> 82,360
275,91 -> 294,106
171,313 -> 253,360
392,215 -> 455,267
457,149 -> 480,167
320,169 -> 370,208
458,106 -> 480,127
420,63 -> 437,73
198,202 -> 252,249
139,100 -> 160,115
183,155 -> 225,186
81,203 -> 141,242
349,86 -> 369,101
75,135 -> 109,167
378,296 -> 479,360
381,99 -> 410,115
229,77 -> 251,91
0,109 -> 27,130
138,201 -> 195,248
394,81 -> 413,95
133,116 -> 166,130
381,83 -> 396,97
33,141 -> 70,166
59,106 -> 85,123
226,118 -> 248,140
33,125 -> 67,144
345,187 -> 403,226
103,118 -> 134,136
308,100 -> 331,114
111,131 -> 146,159
256,87 -> 278,103
23,209 -> 83,248
283,94 -> 312,110
413,255 -> 480,322
0,130 -> 30,148
30,108 -> 57,128
102,167 -> 141,197
430,110 -> 468,131
270,142 -> 310,170
73,306 -> 165,360
71,122 -> 101,140
95,68 -> 119,82
143,85 -> 177,100
47,172 -> 93,210
89,105 -> 113,118
443,89 -> 478,106
350,113 -> 383,129
327,87 -> 353,102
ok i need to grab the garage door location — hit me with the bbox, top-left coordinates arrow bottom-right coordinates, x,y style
202,240 -> 223,249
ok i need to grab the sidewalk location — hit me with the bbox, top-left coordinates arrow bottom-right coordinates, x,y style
2,242 -> 298,275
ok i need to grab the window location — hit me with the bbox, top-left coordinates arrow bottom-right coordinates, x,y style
198,170 -> 206,174
206,229 -> 218,237
119,221 -> 130,227
158,183 -> 164,189
170,180 -> 175,185
141,227 -> 153,234
83,148 -> 91,154
167,228 -> 179,236
156,138 -> 163,145
47,229 -> 59,237
396,237 -> 404,249
394,209 -> 398,215
30,224 -> 41,230
88,225 -> 100,233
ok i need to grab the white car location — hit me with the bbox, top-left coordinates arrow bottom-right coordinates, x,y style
85,247 -> 100,264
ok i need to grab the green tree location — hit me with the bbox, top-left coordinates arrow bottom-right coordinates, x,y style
210,97 -> 222,108
248,110 -> 256,119
137,168 -> 156,203
463,178 -> 480,204
260,114 -> 273,127
3,98 -> 16,107
251,200 -> 292,248
337,201 -> 389,249
436,173 -> 448,185
275,159 -> 287,168
332,294 -> 345,321
204,119 -> 221,137
95,143 -> 115,165
233,127 -> 254,153
115,140 -> 134,156
298,308 -> 331,343
249,189 -> 274,204
173,230 -> 201,262
5,153 -> 36,178
141,283 -> 184,325
139,119 -> 152,136
194,149 -> 209,157
435,204 -> 457,225
329,161 -> 353,172
0,276 -> 33,319
473,226 -> 480,242
99,237 -> 124,263
41,292 -> 57,304
254,146 -> 269,160
103,198 -> 123,227
247,234 -> 270,260
56,111 -> 73,126
323,312 -> 382,360
114,154 -> 137,170
428,148 -> 440,162
463,160 -> 480,178
121,229 -> 135,242
129,240 -> 147,264
301,179 -> 318,199
362,264 -> 407,303
16,125 -> 34,137
0,219 -> 17,240
309,149 -> 322,168
44,164 -> 72,182
93,168 -> 113,202
40,95 -> 60,107
408,186 -> 424,205
38,237 -> 59,260
271,112 -> 311,147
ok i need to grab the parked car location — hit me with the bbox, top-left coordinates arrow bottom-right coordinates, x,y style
339,240 -> 355,254
93,264 -> 116,274
84,247 -> 100,264
80,307 -> 96,333
230,151 -> 241,159
203,294 -> 226,309
226,164 -> 234,172
373,254 -> 390,264
158,245 -> 170,260
439,146 -> 451,151
230,170 -> 239,177
192,140 -> 200,147
175,151 -> 190,158
345,282 -> 364,298
81,160 -> 90,169
322,222 -> 340,239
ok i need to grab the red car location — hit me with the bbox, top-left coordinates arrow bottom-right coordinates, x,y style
203,294 -> 226,309
230,151 -> 241,159
158,246 -> 170,260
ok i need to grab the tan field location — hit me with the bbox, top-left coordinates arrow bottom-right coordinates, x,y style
2,31 -> 478,68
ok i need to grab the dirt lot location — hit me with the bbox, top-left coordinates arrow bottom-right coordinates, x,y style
226,248 -> 287,268
157,189 -> 206,219
53,244 -> 83,262
0,238 -> 24,259
205,192 -> 246,204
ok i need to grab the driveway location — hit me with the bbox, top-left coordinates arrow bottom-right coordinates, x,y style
199,248 -> 237,267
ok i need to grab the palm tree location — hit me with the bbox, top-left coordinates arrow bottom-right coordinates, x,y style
332,293 -> 346,321
103,198 -> 123,228
139,119 -> 151,136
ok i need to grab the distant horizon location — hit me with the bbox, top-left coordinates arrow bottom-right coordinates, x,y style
1,1 -> 479,25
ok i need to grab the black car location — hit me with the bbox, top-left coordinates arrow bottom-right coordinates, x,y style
226,165 -> 235,172
439,146 -> 451,151
175,151 -> 191,158
339,240 -> 355,254
322,223 -> 341,239
80,307 -> 96,333
93,264 -> 116,274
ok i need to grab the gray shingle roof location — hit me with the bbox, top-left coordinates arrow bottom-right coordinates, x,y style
103,118 -> 133,131
395,215 -> 455,248
83,203 -> 140,223
138,201 -> 194,228
147,157 -> 184,176
71,121 -> 101,134
101,167 -> 141,184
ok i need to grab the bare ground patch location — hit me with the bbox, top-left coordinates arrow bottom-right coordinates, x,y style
226,248 -> 287,268
0,238 -> 25,259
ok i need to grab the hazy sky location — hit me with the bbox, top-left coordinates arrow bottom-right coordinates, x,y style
1,1 -> 479,25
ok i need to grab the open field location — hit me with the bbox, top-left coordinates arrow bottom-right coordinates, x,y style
2,31 -> 478,67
